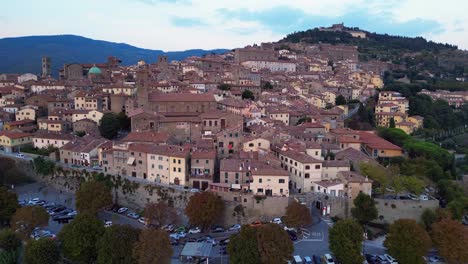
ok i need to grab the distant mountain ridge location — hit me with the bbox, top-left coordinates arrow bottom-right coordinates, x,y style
0,35 -> 229,76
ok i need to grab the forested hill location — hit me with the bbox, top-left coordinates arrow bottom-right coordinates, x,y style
0,35 -> 228,76
281,27 -> 468,80
282,28 -> 457,52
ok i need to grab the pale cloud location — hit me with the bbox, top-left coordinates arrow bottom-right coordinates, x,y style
0,0 -> 467,50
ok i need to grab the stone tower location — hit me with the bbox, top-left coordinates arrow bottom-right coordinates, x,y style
41,57 -> 51,77
136,66 -> 149,108
157,55 -> 168,67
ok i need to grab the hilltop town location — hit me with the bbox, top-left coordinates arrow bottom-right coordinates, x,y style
1,23 -> 467,264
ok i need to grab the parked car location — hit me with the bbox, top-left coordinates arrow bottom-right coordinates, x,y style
67,210 -> 78,217
53,214 -> 74,223
162,224 -> 174,232
303,256 -> 313,264
212,226 -> 225,233
228,224 -> 241,231
219,238 -> 230,246
138,217 -> 148,225
48,206 -> 67,215
271,217 -> 282,224
29,198 -> 45,206
127,212 -> 140,219
376,255 -> 389,263
170,238 -> 179,246
205,238 -> 217,245
169,233 -> 180,240
117,207 -> 128,214
190,188 -> 200,193
384,254 -> 398,264
104,220 -> 113,227
365,254 -> 378,264
42,202 -> 56,208
92,166 -> 102,171
284,226 -> 298,232
408,193 -> 418,200
312,255 -> 321,264
16,153 -> 25,158
322,254 -> 335,264
419,194 -> 429,201
188,227 -> 201,234
176,231 -> 187,238
287,230 -> 297,241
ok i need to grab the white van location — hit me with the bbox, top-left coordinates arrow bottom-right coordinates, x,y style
293,255 -> 303,264
322,254 -> 335,264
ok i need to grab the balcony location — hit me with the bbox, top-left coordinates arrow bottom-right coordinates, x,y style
190,171 -> 213,180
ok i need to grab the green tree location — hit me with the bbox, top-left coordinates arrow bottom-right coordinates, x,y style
256,223 -> 294,264
242,90 -> 255,100
117,111 -> 131,131
25,238 -> 60,264
76,180 -> 113,215
217,84 -> 231,91
75,131 -> 86,137
384,219 -> 431,264
59,214 -> 105,263
351,193 -> 378,225
99,113 -> 120,139
33,156 -> 55,175
185,192 -> 224,231
359,163 -> 390,193
335,95 -> 347,105
10,206 -> 49,240
228,225 -> 261,264
420,208 -> 437,231
133,229 -> 172,264
97,225 -> 140,264
283,201 -> 312,229
389,117 -> 396,128
0,229 -> 21,252
262,81 -> 273,90
431,218 -> 468,264
0,187 -> 19,225
329,219 -> 364,264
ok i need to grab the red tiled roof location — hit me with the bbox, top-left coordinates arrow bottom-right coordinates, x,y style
148,93 -> 215,102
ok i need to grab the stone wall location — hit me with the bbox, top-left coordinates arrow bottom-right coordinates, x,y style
222,195 -> 289,226
374,198 -> 439,224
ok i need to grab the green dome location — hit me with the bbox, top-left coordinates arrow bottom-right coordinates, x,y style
88,65 -> 102,75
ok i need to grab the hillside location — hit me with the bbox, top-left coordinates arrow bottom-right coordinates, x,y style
0,35 -> 228,76
282,27 -> 468,81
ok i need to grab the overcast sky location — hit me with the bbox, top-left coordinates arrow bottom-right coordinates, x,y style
2,0 -> 466,51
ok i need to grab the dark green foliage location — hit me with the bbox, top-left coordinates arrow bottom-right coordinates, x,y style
25,238 -> 60,264
96,225 -> 140,264
116,111 -> 131,131
228,225 -> 261,264
75,131 -> 86,137
241,90 -> 255,100
0,249 -> 19,264
420,209 -> 437,231
0,229 -> 21,252
33,156 -> 55,175
262,81 -> 273,90
99,113 -> 120,139
335,95 -> 347,105
329,219 -> 364,264
21,145 -> 58,156
384,219 -> 431,264
378,128 -> 411,146
389,117 -> 396,128
76,180 -> 113,215
0,187 -> 19,225
217,84 -> 231,91
351,193 -> 378,225
296,117 -> 311,125
59,214 -> 105,264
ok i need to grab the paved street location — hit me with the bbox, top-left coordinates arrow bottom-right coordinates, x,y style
13,182 -> 388,263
